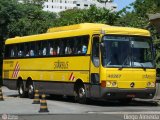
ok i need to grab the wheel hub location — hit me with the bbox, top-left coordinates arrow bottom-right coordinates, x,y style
79,88 -> 85,98
29,85 -> 33,94
19,86 -> 23,94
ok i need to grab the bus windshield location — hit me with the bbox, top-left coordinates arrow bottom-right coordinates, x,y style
101,35 -> 154,68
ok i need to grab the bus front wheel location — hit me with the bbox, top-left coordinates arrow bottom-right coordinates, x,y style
75,85 -> 87,104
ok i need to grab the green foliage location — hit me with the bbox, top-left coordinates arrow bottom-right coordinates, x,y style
53,5 -> 119,27
115,11 -> 148,29
154,39 -> 160,68
8,5 -> 56,36
0,0 -> 56,40
0,0 -> 56,76
19,0 -> 46,8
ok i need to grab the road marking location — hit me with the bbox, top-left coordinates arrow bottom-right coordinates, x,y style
87,111 -> 160,114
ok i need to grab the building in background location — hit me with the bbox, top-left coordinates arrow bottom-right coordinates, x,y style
18,0 -> 117,13
43,0 -> 117,13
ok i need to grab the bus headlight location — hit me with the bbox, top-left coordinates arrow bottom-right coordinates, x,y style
112,82 -> 117,87
106,81 -> 117,87
106,81 -> 111,87
147,82 -> 155,87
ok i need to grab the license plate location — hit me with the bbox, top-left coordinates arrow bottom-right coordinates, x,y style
127,94 -> 135,97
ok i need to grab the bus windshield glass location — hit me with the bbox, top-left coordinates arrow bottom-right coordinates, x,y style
101,35 -> 154,68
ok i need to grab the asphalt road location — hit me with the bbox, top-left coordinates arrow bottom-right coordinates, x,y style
0,87 -> 160,120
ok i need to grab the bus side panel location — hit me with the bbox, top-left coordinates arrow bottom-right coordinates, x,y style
3,56 -> 90,96
3,79 -> 17,90
34,81 -> 75,96
21,70 -> 90,96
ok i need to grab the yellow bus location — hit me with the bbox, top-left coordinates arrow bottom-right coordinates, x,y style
3,23 -> 156,103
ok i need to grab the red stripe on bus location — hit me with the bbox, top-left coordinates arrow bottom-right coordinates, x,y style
72,76 -> 75,81
15,64 -> 20,78
69,72 -> 73,80
12,62 -> 18,78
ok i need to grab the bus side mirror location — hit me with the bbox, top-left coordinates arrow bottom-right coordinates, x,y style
156,68 -> 160,83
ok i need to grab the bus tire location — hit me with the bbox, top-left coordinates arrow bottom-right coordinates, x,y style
18,81 -> 27,98
28,82 -> 34,99
76,85 -> 87,104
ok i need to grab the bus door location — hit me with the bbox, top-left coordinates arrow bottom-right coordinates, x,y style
90,35 -> 100,98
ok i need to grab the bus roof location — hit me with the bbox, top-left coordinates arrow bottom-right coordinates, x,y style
5,23 -> 151,45
47,23 -> 107,33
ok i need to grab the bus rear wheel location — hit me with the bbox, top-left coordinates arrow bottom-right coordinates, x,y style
18,81 -> 27,98
28,83 -> 34,99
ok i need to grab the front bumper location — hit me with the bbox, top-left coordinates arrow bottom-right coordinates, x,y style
101,88 -> 156,100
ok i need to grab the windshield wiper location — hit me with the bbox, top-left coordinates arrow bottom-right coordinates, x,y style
139,63 -> 146,70
119,56 -> 130,70
118,64 -> 125,70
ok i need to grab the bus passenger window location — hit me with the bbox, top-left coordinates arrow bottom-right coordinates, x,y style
68,47 -> 72,54
43,47 -> 47,56
41,41 -> 48,56
11,49 -> 14,57
5,45 -> 12,58
52,45 -> 57,55
65,39 -> 73,55
26,51 -> 29,56
81,39 -> 88,54
48,41 -> 53,56
52,41 -> 58,55
82,44 -> 87,54
57,46 -> 60,55
17,44 -> 24,57
36,41 -> 42,56
65,46 -> 72,55
18,51 -> 23,57
59,40 -> 65,55
69,38 -> 75,55
30,50 -> 34,56
65,46 -> 68,54
24,43 -> 30,57
65,41 -> 69,55
50,47 -> 53,55
13,46 -> 18,57
53,49 -> 57,55
77,40 -> 82,54
76,36 -> 89,54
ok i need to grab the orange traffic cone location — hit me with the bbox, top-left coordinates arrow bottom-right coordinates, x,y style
39,94 -> 49,112
32,90 -> 40,104
0,87 -> 4,101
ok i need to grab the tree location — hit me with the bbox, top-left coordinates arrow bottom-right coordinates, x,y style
19,0 -> 46,7
7,4 -> 56,37
0,0 -> 56,39
116,0 -> 160,28
52,5 -> 119,27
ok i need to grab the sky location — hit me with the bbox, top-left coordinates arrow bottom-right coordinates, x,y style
114,0 -> 136,11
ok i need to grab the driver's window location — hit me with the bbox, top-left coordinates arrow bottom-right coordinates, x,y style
92,36 -> 100,67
